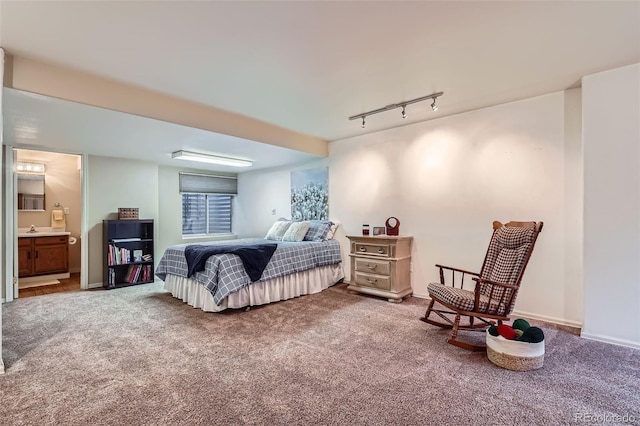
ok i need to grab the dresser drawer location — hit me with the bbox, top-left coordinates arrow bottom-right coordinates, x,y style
353,242 -> 390,257
354,258 -> 391,275
353,271 -> 391,291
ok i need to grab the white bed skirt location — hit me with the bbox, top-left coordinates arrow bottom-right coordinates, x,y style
163,263 -> 344,312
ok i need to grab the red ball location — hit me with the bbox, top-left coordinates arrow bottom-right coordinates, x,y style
497,324 -> 518,340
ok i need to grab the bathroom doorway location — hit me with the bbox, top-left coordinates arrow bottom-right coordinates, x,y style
13,148 -> 83,298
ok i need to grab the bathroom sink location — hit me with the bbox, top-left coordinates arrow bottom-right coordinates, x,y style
17,227 -> 70,238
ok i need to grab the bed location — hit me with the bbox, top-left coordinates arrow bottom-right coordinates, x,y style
155,237 -> 344,312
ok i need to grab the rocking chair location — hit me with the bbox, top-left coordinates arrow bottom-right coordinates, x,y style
420,221 -> 543,351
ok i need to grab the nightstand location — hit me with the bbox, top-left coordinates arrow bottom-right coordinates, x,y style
346,235 -> 413,303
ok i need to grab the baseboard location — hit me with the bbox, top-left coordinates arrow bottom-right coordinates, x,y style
511,309 -> 582,329
0,358 -> 4,374
411,292 -> 429,299
70,267 -> 81,274
88,282 -> 104,289
580,332 -> 640,350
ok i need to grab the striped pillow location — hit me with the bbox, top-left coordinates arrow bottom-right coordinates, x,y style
265,220 -> 292,241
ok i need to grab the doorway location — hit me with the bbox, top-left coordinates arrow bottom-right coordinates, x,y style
13,148 -> 83,298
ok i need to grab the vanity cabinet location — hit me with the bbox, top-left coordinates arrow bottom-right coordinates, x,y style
346,235 -> 413,303
18,235 -> 69,277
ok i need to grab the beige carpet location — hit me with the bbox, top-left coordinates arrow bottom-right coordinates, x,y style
2,282 -> 639,425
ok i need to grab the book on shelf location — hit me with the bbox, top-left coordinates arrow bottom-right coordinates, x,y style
111,238 -> 142,243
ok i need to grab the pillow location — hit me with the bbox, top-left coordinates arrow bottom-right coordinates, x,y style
265,220 -> 292,241
303,220 -> 334,242
282,221 -> 311,242
325,220 -> 341,240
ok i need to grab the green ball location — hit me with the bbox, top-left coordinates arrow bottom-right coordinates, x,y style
488,325 -> 499,336
512,318 -> 531,332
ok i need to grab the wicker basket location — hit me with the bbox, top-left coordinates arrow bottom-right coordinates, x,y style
486,331 -> 544,371
118,208 -> 139,220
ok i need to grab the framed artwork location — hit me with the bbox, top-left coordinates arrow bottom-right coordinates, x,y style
291,167 -> 328,220
373,226 -> 386,236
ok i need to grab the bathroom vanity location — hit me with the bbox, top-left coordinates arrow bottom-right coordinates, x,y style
18,229 -> 70,278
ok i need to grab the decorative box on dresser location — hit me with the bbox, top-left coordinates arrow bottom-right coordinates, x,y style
346,235 -> 413,303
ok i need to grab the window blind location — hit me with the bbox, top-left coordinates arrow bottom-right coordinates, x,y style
179,172 -> 237,195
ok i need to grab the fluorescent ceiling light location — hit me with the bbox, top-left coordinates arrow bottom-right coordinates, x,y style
171,150 -> 252,168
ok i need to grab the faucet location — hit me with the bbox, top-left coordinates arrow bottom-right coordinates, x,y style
28,225 -> 37,233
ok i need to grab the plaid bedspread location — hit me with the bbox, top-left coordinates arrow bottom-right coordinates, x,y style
155,238 -> 343,305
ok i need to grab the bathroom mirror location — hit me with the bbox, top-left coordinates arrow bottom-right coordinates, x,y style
17,173 -> 46,211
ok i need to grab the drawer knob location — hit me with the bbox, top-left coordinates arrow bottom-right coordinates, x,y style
377,247 -> 385,254
359,247 -> 366,252
366,263 -> 377,270
366,278 -> 377,284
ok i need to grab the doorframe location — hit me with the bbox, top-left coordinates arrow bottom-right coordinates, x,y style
3,145 -> 16,302
4,147 -> 88,299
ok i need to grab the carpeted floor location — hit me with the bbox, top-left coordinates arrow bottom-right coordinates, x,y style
2,282 -> 639,426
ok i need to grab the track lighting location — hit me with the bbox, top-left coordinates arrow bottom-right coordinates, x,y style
349,91 -> 443,127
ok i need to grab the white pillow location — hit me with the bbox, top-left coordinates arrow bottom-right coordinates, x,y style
265,220 -> 292,240
282,221 -> 311,242
325,220 -> 341,240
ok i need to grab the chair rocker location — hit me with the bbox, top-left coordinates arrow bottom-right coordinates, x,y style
420,221 -> 543,351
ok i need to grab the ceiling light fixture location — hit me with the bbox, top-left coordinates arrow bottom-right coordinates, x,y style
16,161 -> 46,173
171,150 -> 252,167
349,91 -> 443,127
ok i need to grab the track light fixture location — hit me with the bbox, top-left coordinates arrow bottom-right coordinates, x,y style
349,91 -> 443,127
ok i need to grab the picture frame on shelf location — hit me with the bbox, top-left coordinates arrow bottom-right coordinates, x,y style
373,226 -> 386,236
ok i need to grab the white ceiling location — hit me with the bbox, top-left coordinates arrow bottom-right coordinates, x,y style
1,1 -> 639,171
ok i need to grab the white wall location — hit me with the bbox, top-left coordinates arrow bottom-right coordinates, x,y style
87,156 -> 159,285
236,91 -> 584,327
235,159 -> 329,238
582,63 -> 640,348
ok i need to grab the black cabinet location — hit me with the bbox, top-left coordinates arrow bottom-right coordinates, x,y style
103,219 -> 154,289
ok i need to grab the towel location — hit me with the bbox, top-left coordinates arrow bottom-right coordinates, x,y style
51,209 -> 66,230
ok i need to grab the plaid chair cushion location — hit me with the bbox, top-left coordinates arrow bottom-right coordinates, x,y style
427,282 -> 508,315
479,223 -> 536,312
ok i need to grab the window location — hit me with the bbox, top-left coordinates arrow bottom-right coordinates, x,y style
182,194 -> 232,235
179,172 -> 237,236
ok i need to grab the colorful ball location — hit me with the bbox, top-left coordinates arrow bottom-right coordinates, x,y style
488,325 -> 499,336
514,329 -> 524,338
512,318 -> 531,332
497,324 -> 517,340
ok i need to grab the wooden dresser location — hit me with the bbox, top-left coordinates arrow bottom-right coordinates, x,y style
346,235 -> 413,303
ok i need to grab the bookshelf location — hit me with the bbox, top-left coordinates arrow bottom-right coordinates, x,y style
103,219 -> 154,289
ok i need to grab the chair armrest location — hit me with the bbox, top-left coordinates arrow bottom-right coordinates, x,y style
435,264 -> 479,288
435,264 -> 479,277
471,277 -> 518,290
471,277 -> 519,315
